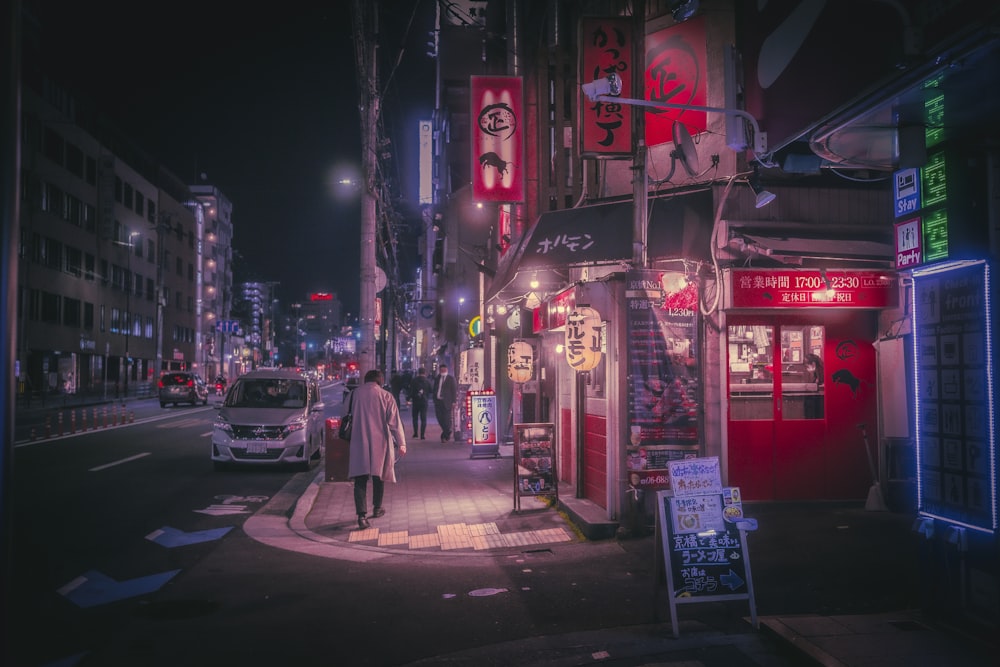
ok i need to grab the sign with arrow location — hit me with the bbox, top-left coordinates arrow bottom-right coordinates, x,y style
656,489 -> 759,638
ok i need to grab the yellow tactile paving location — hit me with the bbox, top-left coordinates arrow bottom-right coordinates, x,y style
348,527 -> 379,542
408,532 -> 442,549
377,530 -> 410,547
467,522 -> 500,536
343,521 -> 573,551
437,523 -> 475,550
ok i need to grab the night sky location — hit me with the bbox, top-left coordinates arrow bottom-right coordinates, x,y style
24,1 -> 436,317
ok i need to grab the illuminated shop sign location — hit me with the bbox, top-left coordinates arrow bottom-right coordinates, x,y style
912,260 -> 996,532
730,270 -> 898,309
471,76 -> 525,203
580,17 -> 633,156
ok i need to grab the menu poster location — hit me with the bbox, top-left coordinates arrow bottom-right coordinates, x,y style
514,423 -> 558,507
625,271 -> 701,490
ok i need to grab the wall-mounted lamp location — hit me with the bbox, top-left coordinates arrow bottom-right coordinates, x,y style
749,168 -> 776,208
582,72 -> 767,155
529,274 -> 540,289
669,0 -> 699,22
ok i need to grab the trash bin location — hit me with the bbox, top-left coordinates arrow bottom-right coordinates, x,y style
325,417 -> 350,482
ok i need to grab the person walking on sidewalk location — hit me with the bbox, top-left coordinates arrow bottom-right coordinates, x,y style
408,367 -> 432,439
347,369 -> 407,529
432,364 -> 458,442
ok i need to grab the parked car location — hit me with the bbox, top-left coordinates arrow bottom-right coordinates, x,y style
211,368 -> 325,471
158,371 -> 209,407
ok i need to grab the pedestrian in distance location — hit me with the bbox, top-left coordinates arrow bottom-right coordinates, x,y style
432,364 -> 458,442
389,370 -> 405,406
347,369 -> 407,529
408,367 -> 432,439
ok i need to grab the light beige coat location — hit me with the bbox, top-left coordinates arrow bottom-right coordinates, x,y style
347,380 -> 407,481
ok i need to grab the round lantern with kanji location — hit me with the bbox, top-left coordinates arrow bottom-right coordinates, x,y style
507,340 -> 533,383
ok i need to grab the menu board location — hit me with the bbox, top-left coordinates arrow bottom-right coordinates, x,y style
625,271 -> 701,491
913,261 -> 996,531
656,488 -> 758,638
513,423 -> 557,509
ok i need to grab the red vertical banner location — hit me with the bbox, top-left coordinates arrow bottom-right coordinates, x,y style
579,17 -> 633,156
471,76 -> 525,203
644,16 -> 708,147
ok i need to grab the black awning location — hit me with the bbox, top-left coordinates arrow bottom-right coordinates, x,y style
486,191 -> 713,302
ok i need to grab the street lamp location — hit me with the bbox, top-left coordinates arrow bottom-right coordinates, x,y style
582,71 -> 768,155
116,231 -> 139,398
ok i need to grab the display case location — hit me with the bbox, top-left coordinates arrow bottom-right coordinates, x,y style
513,422 -> 557,510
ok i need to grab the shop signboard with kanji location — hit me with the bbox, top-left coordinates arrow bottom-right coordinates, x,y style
471,76 -> 525,203
656,457 -> 758,638
579,17 -> 632,155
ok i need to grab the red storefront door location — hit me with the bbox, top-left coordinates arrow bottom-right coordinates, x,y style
726,313 -> 878,501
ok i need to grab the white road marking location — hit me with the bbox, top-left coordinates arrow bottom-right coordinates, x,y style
89,452 -> 151,471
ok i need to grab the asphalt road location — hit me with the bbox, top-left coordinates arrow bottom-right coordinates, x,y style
7,383 -> 928,666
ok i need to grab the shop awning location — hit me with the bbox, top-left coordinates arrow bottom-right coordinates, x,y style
730,233 -> 894,265
486,190 -> 713,302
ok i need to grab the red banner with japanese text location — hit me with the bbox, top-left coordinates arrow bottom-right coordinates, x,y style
471,76 -> 525,203
644,16 -> 708,146
730,269 -> 899,308
579,17 -> 633,156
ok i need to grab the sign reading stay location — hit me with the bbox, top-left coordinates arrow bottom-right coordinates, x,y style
730,269 -> 898,309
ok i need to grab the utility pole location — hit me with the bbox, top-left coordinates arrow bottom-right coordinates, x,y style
352,0 -> 379,376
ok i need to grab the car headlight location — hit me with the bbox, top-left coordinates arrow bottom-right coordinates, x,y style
214,419 -> 234,436
281,418 -> 308,437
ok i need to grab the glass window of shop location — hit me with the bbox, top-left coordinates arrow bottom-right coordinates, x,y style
728,324 -> 824,420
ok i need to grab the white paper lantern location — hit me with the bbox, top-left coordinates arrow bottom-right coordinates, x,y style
564,306 -> 602,371
507,340 -> 533,383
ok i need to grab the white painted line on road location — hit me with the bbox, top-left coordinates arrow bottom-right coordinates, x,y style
200,431 -> 213,437
89,452 -> 151,471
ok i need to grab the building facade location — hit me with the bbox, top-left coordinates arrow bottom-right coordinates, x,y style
17,75 -> 207,400
419,0 -> 998,636
191,183 -> 234,382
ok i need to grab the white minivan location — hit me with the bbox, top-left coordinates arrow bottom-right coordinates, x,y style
212,368 -> 324,470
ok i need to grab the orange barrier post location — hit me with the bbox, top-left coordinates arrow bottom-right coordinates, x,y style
129,410 -> 135,423
70,410 -> 76,434
103,406 -> 108,428
81,408 -> 88,431
45,416 -> 51,438
92,407 -> 98,429
57,412 -> 64,437
30,427 -> 36,441
120,404 -> 126,425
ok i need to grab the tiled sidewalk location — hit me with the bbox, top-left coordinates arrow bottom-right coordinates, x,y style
305,419 -> 579,553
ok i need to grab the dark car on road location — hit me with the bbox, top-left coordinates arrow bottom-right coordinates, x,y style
158,371 -> 209,407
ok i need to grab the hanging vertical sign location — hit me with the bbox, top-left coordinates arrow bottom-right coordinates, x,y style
471,76 -> 525,203
580,17 -> 633,156
644,16 -> 708,147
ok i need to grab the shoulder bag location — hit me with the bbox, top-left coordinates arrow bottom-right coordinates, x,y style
338,390 -> 354,441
